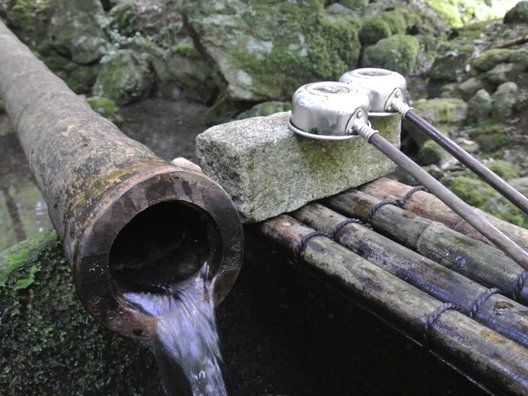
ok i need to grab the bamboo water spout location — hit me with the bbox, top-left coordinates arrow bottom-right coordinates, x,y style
0,21 -> 243,340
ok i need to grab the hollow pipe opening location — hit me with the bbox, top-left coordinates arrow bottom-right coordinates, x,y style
109,201 -> 222,297
73,169 -> 243,340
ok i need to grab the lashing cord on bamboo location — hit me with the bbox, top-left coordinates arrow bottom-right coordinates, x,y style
365,184 -> 528,303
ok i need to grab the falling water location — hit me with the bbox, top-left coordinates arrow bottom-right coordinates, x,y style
124,263 -> 227,396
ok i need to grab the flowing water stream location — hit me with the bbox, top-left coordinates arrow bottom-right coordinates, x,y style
125,263 -> 226,396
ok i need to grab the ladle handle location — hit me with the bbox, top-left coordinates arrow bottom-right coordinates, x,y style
405,110 -> 528,216
367,132 -> 528,271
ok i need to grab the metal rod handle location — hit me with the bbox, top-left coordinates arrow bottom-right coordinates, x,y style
362,128 -> 528,270
404,108 -> 528,216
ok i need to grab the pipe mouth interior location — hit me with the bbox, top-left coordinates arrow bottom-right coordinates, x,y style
109,201 -> 222,296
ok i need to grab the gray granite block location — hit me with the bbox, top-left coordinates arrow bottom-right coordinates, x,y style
196,111 -> 400,223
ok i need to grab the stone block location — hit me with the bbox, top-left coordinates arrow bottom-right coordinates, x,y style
196,112 -> 400,223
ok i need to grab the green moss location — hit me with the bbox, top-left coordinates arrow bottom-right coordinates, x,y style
86,96 -> 123,126
382,11 -> 407,35
339,0 -> 369,9
93,49 -> 153,105
361,34 -> 420,75
425,0 -> 464,27
0,232 -> 163,394
469,122 -> 511,152
42,53 -> 99,94
413,98 -> 468,124
486,160 -> 520,180
444,175 -> 527,227
5,0 -> 51,53
232,2 -> 360,100
417,140 -> 448,166
0,231 -> 56,288
172,43 -> 201,60
472,49 -> 513,72
359,16 -> 391,46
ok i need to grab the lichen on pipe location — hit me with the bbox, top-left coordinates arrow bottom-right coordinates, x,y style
0,21 -> 243,339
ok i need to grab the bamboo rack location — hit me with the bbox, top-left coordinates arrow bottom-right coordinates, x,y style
259,181 -> 528,395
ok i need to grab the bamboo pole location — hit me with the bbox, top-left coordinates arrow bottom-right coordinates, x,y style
260,215 -> 528,395
325,190 -> 528,303
0,21 -> 243,339
360,177 -> 528,250
293,203 -> 528,349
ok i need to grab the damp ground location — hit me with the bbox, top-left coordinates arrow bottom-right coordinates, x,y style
0,99 -> 485,395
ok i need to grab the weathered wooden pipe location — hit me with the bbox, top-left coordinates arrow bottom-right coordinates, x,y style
0,21 -> 243,340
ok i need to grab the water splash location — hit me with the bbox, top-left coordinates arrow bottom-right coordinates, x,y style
125,264 -> 226,396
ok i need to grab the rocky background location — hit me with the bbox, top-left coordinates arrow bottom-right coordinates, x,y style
1,0 -> 526,227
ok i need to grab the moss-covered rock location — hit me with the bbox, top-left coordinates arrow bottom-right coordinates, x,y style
425,0 -> 515,27
86,96 -> 124,126
338,0 -> 369,10
361,34 -> 420,75
109,0 -> 185,47
381,10 -> 407,35
180,0 -> 361,101
504,0 -> 528,23
467,89 -> 492,122
42,53 -> 100,94
0,99 -> 4,114
491,81 -> 518,120
132,37 -> 217,103
484,62 -> 523,85
414,98 -> 468,124
0,231 -> 163,394
0,0 -> 51,54
359,16 -> 391,46
236,101 -> 292,120
48,0 -> 109,64
468,122 -> 511,152
443,174 -> 527,228
416,140 -> 453,167
472,48 -> 514,72
486,160 -> 520,180
93,49 -> 153,105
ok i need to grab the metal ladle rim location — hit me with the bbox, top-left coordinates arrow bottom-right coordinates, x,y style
287,119 -> 359,141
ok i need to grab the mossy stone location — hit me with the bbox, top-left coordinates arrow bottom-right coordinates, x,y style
359,16 -> 391,46
472,49 -> 513,72
457,77 -> 484,100
93,49 -> 153,105
42,53 -> 99,94
338,0 -> 369,9
443,175 -> 527,228
467,89 -> 492,123
414,98 -> 468,124
48,0 -> 109,64
491,81 -> 518,120
382,11 -> 407,35
0,99 -> 4,113
236,101 -> 292,120
469,122 -> 511,152
0,232 -> 163,394
181,0 -> 361,101
86,96 -> 123,126
504,1 -> 528,23
416,140 -> 452,167
486,160 -> 520,180
361,34 -> 420,75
